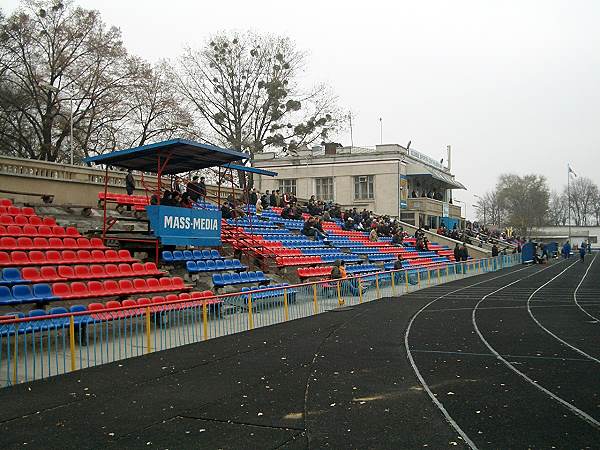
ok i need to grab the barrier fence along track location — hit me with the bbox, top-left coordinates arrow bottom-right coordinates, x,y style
0,254 -> 521,387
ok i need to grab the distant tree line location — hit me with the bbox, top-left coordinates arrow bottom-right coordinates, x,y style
475,174 -> 600,235
0,0 -> 340,178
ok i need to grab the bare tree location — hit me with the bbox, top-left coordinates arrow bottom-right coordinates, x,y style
475,191 -> 504,227
566,177 -> 598,226
547,191 -> 569,226
176,31 -> 341,186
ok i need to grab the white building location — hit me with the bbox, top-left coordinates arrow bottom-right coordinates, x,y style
253,143 -> 467,229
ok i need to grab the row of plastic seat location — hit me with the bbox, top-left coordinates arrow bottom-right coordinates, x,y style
0,249 -> 135,266
98,192 -> 149,205
275,256 -> 323,267
0,277 -> 188,304
0,198 -> 12,207
0,262 -> 163,284
240,283 -> 297,300
161,249 -> 222,263
366,254 -> 398,262
212,271 -> 269,288
0,215 -> 57,227
297,267 -> 332,278
0,224 -> 82,237
0,236 -> 104,251
0,206 -> 36,216
186,259 -> 246,273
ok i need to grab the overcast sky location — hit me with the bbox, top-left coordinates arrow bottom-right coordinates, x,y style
4,0 -> 599,218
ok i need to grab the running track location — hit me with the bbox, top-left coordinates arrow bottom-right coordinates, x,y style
0,255 -> 598,449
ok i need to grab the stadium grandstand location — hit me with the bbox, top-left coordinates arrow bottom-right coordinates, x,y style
0,140 -> 596,449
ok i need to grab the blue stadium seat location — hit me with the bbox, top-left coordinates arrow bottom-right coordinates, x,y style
192,250 -> 204,260
161,251 -> 174,263
196,260 -> 207,272
1,268 -> 24,285
201,249 -> 211,259
230,273 -> 241,284
186,261 -> 198,273
232,259 -> 243,269
12,284 -> 34,303
206,260 -> 216,271
215,260 -> 225,270
70,305 -> 89,325
49,307 -> 69,327
224,259 -> 234,270
212,273 -> 224,287
0,286 -> 13,304
210,249 -> 221,259
172,250 -> 184,261
183,250 -> 194,261
255,271 -> 266,281
33,283 -> 55,301
240,272 -> 250,283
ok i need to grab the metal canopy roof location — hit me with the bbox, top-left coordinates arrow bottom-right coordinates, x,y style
223,163 -> 278,177
406,164 -> 466,190
83,139 -> 248,175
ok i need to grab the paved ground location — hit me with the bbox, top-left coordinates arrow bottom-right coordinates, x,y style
0,255 -> 598,449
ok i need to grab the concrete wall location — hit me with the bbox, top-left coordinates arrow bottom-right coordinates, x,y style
530,225 -> 599,247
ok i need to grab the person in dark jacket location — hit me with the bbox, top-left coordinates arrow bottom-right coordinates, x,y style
186,176 -> 201,202
579,244 -> 586,262
269,190 -> 277,207
125,169 -> 135,195
249,188 -> 258,207
453,243 -> 461,261
460,243 -> 469,261
491,243 -> 499,257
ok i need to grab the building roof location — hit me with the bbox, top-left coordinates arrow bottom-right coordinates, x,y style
83,139 -> 248,175
406,164 -> 466,190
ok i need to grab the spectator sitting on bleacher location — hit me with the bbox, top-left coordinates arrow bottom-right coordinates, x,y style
256,195 -> 264,218
221,202 -> 233,219
180,192 -> 193,208
125,169 -> 135,211
161,190 -> 175,206
369,228 -> 378,242
330,259 -> 346,279
270,190 -> 277,207
392,229 -> 403,245
249,188 -> 258,206
187,176 -> 201,202
281,204 -> 292,219
303,217 -> 328,240
393,254 -> 404,270
199,177 -> 207,200
343,216 -> 354,231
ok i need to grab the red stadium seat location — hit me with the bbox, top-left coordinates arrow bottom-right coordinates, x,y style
76,238 -> 91,249
70,282 -> 90,298
0,251 -> 10,266
45,251 -> 61,265
91,250 -> 107,262
104,250 -> 119,262
29,216 -> 42,226
52,226 -> 66,236
12,251 -> 31,265
58,266 -> 75,279
105,264 -> 120,278
105,300 -> 121,310
133,278 -> 149,292
23,225 -> 38,236
171,277 -> 185,289
90,265 -> 106,278
159,277 -> 173,290
17,237 -> 33,249
0,207 -> 5,215
146,278 -> 160,291
42,217 -> 56,226
61,251 -> 78,264
8,207 -> 20,215
63,238 -> 78,249
90,238 -> 104,249
21,207 -> 35,216
87,302 -> 105,312
136,297 -> 151,306
88,281 -> 105,297
118,279 -> 134,294
33,237 -> 48,249
0,237 -> 18,250
76,250 -> 92,263
14,215 -> 28,226
118,249 -> 134,262
122,299 -> 137,308
165,294 -> 179,302
178,293 -> 191,300
74,265 -> 91,279
38,226 -> 52,237
131,262 -> 146,275
65,227 -> 80,237
117,263 -> 133,277
22,267 -> 42,282
48,237 -> 63,249
0,216 -> 14,226
40,266 -> 62,282
144,262 -> 161,275
103,280 -> 119,295
52,283 -> 72,299
0,225 -> 6,236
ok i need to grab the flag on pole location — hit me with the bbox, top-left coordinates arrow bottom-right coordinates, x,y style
568,165 -> 577,177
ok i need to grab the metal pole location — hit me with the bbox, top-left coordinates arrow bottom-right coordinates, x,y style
567,165 -> 571,244
379,117 -> 383,144
69,97 -> 74,165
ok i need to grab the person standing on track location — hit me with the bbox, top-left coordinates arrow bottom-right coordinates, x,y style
562,241 -> 571,259
579,244 -> 586,262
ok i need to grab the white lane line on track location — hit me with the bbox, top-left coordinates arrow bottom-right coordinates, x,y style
574,252 -> 600,322
526,260 -> 600,364
472,263 -> 600,430
404,263 -> 547,450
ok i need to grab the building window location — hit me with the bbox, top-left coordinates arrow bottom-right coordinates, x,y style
278,179 -> 297,196
315,177 -> 334,201
354,175 -> 374,200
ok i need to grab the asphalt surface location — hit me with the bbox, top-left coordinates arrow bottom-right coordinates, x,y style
0,255 -> 598,449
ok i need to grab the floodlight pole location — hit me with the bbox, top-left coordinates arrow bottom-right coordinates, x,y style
567,164 -> 571,244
